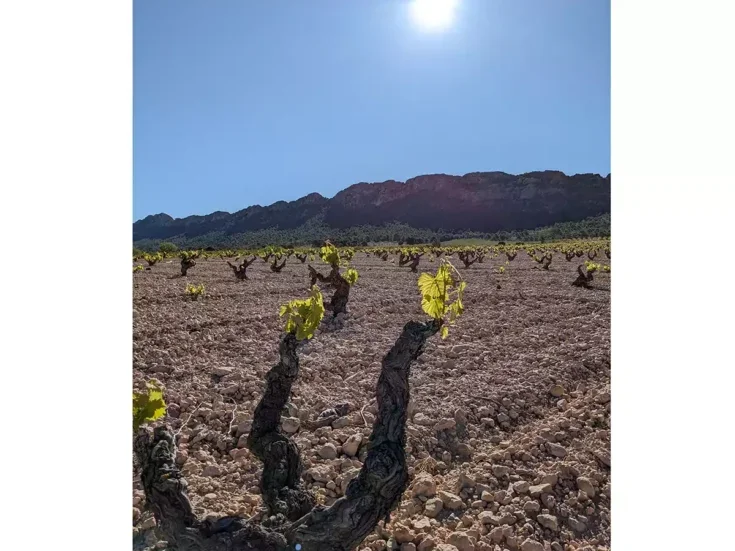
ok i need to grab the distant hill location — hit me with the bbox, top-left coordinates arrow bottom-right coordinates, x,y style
133,171 -> 610,248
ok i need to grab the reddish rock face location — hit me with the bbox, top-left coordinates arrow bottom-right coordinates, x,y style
325,171 -> 610,231
133,170 -> 610,242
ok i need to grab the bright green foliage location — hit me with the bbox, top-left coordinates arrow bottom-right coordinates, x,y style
133,381 -> 166,431
133,264 -> 144,273
279,286 -> 325,340
185,283 -> 205,300
586,261 -> 611,274
319,242 -> 341,266
143,252 -> 164,266
344,268 -> 359,286
497,266 -> 505,274
417,260 -> 466,339
159,242 -> 179,254
180,250 -> 200,261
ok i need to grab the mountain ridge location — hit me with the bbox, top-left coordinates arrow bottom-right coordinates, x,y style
134,170 -> 610,244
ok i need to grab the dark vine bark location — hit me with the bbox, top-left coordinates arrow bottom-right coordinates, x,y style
565,252 -> 576,262
457,252 -> 478,269
307,265 -> 350,317
247,333 -> 316,520
575,250 -> 584,258
227,257 -> 256,280
398,252 -> 424,273
134,319 -> 442,551
286,319 -> 441,550
135,427 -> 288,551
181,259 -> 196,276
572,264 -> 594,289
295,254 -> 308,264
270,257 -> 287,273
505,251 -> 517,262
604,249 -> 610,259
541,254 -> 552,270
587,250 -> 598,260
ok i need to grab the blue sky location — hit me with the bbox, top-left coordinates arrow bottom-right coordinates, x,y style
134,0 -> 610,220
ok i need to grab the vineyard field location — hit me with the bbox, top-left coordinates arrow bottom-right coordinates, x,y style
133,244 -> 611,551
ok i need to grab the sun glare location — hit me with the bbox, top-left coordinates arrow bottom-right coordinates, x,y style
410,0 -> 458,32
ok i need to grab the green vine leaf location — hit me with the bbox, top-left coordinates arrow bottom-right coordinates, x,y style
344,268 -> 359,286
417,260 -> 466,339
319,242 -> 341,266
279,285 -> 325,340
133,381 -> 167,431
185,283 -> 205,300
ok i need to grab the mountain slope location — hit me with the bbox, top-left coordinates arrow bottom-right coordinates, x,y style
134,171 -> 610,243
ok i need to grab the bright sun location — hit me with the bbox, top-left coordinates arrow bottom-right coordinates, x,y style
410,0 -> 458,31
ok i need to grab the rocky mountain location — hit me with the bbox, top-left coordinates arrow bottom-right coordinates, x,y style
133,171 -> 610,242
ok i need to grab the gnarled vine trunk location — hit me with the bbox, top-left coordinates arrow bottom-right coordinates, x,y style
247,333 -> 316,520
288,319 -> 441,549
541,254 -> 552,270
308,265 -> 350,317
457,252 -> 478,269
270,257 -> 287,273
572,264 -> 594,289
227,257 -> 255,280
134,320 -> 442,551
181,259 -> 196,276
399,253 -> 424,273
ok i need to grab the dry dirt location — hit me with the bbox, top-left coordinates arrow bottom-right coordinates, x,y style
133,253 -> 611,551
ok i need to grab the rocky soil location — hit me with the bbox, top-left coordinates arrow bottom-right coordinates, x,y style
133,253 -> 611,551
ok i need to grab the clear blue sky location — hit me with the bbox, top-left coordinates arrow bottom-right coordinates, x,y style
134,0 -> 610,221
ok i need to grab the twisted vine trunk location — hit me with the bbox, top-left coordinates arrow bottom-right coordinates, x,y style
572,264 -> 594,289
565,252 -> 575,262
308,265 -> 350,317
134,428 -> 288,551
399,253 -> 424,273
270,257 -> 287,273
458,252 -> 478,269
506,252 -> 517,262
247,333 -> 316,520
541,254 -> 552,270
287,319 -> 441,550
181,259 -> 196,276
227,257 -> 255,280
134,320 -> 441,551
407,254 -> 423,273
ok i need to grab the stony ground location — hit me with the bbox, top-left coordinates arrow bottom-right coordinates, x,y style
133,252 -> 611,551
